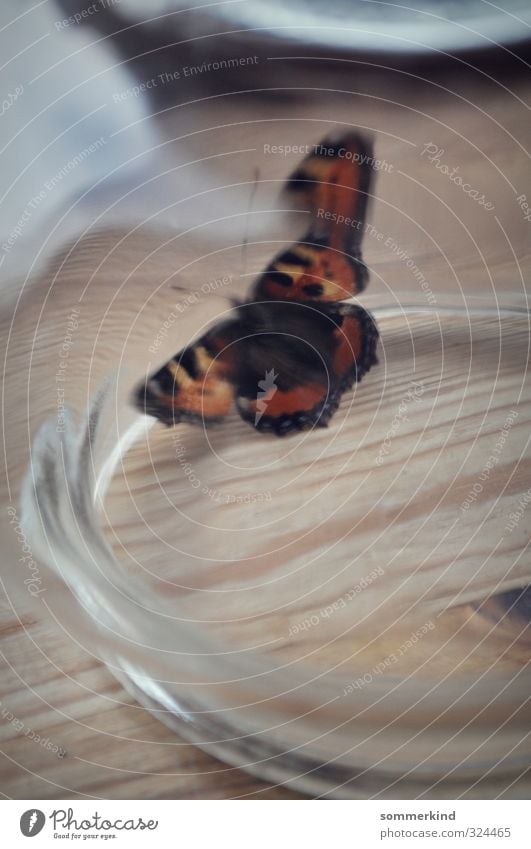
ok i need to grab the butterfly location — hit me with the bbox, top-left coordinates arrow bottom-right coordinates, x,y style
135,133 -> 379,437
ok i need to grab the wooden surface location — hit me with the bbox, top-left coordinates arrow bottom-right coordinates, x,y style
1,25 -> 531,799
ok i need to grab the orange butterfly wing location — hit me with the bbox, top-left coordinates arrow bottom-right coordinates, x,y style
254,133 -> 373,302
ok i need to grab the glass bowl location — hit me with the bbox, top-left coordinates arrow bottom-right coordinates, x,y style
19,290 -> 531,799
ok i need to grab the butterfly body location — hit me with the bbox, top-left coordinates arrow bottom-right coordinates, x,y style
135,133 -> 379,437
